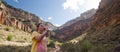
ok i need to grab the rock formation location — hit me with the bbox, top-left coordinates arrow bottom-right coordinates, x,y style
93,0 -> 120,30
84,0 -> 120,52
0,1 -> 57,32
54,9 -> 96,41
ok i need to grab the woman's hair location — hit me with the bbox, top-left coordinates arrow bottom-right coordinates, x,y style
36,23 -> 45,31
36,23 -> 42,31
37,23 -> 42,28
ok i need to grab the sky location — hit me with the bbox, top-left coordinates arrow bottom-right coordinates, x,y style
3,0 -> 101,27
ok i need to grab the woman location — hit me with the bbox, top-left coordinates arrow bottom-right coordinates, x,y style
31,23 -> 48,52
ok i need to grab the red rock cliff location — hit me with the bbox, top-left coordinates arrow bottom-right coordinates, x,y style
0,1 -> 57,32
55,9 -> 96,41
93,0 -> 120,30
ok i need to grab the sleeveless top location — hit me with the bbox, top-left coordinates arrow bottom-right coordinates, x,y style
31,35 -> 47,52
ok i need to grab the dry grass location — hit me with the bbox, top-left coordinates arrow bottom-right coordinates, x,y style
68,32 -> 87,44
0,24 -> 32,42
0,24 -> 33,52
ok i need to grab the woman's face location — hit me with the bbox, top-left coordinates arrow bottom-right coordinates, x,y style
38,24 -> 45,31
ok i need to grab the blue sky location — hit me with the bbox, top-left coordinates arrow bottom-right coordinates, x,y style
3,0 -> 101,26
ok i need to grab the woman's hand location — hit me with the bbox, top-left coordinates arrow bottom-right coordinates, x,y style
43,25 -> 48,35
34,35 -> 42,41
44,25 -> 48,31
36,25 -> 48,42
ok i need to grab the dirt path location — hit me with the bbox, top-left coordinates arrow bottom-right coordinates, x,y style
0,41 -> 31,46
0,41 -> 31,52
48,45 -> 61,52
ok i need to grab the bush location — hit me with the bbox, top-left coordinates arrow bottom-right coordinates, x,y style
89,44 -> 114,52
24,38 -> 27,40
80,40 -> 93,52
7,34 -> 13,41
4,27 -> 10,31
60,43 -> 79,52
47,37 -> 55,48
47,41 -> 55,48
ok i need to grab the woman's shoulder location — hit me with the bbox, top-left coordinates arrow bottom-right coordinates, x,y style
32,36 -> 37,42
32,34 -> 43,42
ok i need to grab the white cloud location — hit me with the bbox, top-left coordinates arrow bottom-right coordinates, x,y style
48,17 -> 52,20
13,0 -> 19,3
55,24 -> 61,27
40,17 -> 43,20
63,0 -> 84,11
85,0 -> 101,10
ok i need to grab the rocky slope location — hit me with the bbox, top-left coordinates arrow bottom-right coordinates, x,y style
93,0 -> 120,30
0,1 -> 57,32
59,9 -> 96,29
0,1 -> 58,52
82,0 -> 120,52
54,9 -> 96,41
60,0 -> 120,52
0,23 -> 32,52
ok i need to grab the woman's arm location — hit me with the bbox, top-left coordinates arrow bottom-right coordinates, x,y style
35,26 -> 48,42
39,30 -> 48,41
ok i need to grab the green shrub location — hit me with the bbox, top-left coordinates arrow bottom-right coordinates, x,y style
47,41 -> 55,48
7,34 -> 13,41
24,38 -> 27,40
80,40 -> 93,52
89,44 -> 114,52
60,43 -> 79,52
47,37 -> 55,48
4,27 -> 10,31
